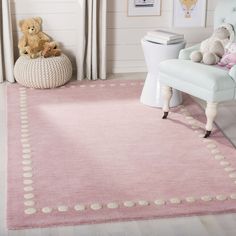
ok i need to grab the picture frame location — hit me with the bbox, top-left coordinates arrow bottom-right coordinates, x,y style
172,0 -> 207,28
127,0 -> 161,16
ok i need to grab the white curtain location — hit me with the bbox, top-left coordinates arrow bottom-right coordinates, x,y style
0,0 -> 14,83
77,0 -> 107,80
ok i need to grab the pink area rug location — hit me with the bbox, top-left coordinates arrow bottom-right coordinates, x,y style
7,80 -> 236,229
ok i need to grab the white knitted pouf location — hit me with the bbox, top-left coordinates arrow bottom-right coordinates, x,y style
14,54 -> 73,89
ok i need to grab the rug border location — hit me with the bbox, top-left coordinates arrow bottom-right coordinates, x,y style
7,81 -> 236,229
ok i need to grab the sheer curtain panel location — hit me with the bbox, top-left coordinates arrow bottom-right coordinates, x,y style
77,0 -> 107,80
0,0 -> 14,83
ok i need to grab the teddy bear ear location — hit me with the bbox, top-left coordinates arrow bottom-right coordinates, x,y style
34,17 -> 42,25
19,20 -> 25,29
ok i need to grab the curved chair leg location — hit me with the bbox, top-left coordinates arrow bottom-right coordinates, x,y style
162,86 -> 173,119
204,102 -> 218,138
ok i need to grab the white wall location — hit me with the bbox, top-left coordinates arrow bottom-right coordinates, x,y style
107,0 -> 219,73
11,0 -> 219,75
10,0 -> 80,70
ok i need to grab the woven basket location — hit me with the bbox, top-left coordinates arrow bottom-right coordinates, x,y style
14,54 -> 73,89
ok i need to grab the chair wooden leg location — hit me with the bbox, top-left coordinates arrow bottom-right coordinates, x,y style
162,86 -> 173,119
204,102 -> 218,138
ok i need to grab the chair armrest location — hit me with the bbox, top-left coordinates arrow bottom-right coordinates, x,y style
178,44 -> 200,60
229,65 -> 236,83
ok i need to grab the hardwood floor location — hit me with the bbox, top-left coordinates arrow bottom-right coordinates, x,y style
1,74 -> 236,236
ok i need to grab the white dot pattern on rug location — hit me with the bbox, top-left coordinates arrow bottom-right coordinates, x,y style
230,194 -> 236,200
154,199 -> 166,206
21,129 -> 29,133
201,196 -> 212,202
23,172 -> 33,178
216,195 -> 227,201
42,207 -> 53,214
22,154 -> 31,159
138,200 -> 149,206
90,203 -> 102,210
107,202 -> 119,209
58,206 -> 68,212
21,133 -> 29,138
22,148 -> 31,154
22,160 -> 32,165
185,197 -> 196,203
124,201 -> 135,208
19,88 -> 36,216
225,167 -> 235,172
23,166 -> 32,171
21,138 -> 29,143
202,139 -> 212,143
23,179 -> 33,185
14,85 -> 236,216
211,149 -> 220,154
215,155 -> 225,160
229,173 -> 236,178
21,115 -> 28,120
74,204 -> 86,211
24,193 -> 34,200
170,198 -> 181,204
207,144 -> 217,149
220,161 -> 230,166
24,200 -> 35,206
24,186 -> 34,192
22,139 -> 30,144
188,120 -> 196,125
186,116 -> 194,120
24,208 -> 36,215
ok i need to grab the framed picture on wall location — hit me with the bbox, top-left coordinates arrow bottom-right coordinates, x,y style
128,0 -> 161,16
173,0 -> 207,28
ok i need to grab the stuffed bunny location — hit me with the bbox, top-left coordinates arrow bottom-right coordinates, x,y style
218,43 -> 236,69
218,53 -> 236,69
190,23 -> 235,65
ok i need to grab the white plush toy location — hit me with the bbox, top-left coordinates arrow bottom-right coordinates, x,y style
190,23 -> 235,65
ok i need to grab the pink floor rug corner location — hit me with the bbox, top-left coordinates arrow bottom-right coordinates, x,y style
7,79 -> 236,229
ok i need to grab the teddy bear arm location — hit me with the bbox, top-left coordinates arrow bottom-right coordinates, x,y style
200,39 -> 210,53
38,32 -> 50,42
18,36 -> 29,55
210,41 -> 225,57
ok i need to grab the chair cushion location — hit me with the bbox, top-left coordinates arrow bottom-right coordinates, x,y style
159,59 -> 236,102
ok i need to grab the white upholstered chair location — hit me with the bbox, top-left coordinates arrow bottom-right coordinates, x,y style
159,0 -> 236,138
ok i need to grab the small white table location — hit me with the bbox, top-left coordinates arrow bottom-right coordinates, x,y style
140,39 -> 186,108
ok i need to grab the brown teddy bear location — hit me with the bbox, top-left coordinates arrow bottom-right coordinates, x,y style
42,42 -> 61,58
18,17 -> 51,59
